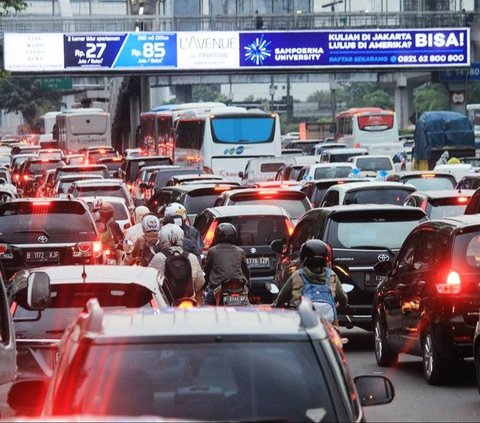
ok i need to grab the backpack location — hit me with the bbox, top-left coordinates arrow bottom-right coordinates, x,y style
163,250 -> 194,302
300,268 -> 337,322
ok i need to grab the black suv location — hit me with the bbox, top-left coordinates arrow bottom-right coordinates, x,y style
0,199 -> 101,279
373,215 -> 480,385
19,158 -> 66,197
10,300 -> 394,420
272,204 -> 428,331
119,155 -> 173,184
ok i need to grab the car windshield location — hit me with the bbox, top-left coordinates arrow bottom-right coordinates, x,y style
330,213 -> 426,249
75,186 -> 124,198
231,198 -> 309,220
13,284 -> 154,339
402,177 -> 455,191
344,188 -> 412,206
219,216 -> 289,245
53,341 -> 335,421
314,166 -> 352,179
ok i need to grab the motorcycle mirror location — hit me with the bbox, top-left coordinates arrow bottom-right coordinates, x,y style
266,283 -> 279,294
342,283 -> 354,293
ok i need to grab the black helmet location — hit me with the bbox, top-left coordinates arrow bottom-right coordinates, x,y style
300,239 -> 329,269
99,202 -> 114,221
215,222 -> 237,244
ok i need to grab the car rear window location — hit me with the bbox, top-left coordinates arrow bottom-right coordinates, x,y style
454,229 -> 480,269
354,157 -> 393,171
0,201 -> 96,234
344,188 -> 412,206
329,210 -> 426,249
231,198 -> 309,220
402,176 -> 455,191
75,186 -> 123,197
219,215 -> 289,245
26,161 -> 64,174
184,193 -> 221,215
313,166 -> 352,179
427,197 -> 470,219
12,283 -> 153,339
260,162 -> 285,173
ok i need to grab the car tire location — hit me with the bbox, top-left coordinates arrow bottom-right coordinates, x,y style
373,314 -> 398,367
422,328 -> 448,385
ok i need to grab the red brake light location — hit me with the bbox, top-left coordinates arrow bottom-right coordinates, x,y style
354,143 -> 361,148
204,220 -> 218,250
0,244 -> 8,254
457,196 -> 469,203
77,242 -> 91,253
284,218 -> 295,236
436,270 -> 461,294
23,175 -> 31,181
93,241 -> 103,257
32,201 -> 50,206
259,190 -> 278,195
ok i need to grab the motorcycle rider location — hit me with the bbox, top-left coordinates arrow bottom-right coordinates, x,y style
272,239 -> 348,327
149,223 -> 205,304
203,223 -> 250,305
124,213 -> 160,266
98,201 -> 124,251
123,205 -> 150,262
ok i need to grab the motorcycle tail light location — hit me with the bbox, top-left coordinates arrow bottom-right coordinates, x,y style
203,220 -> 218,250
436,270 -> 461,294
224,280 -> 243,290
177,299 -> 196,309
93,241 -> 103,257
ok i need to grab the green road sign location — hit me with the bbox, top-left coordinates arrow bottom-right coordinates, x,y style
40,77 -> 73,90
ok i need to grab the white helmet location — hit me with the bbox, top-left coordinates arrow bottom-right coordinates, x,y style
158,223 -> 184,249
134,206 -> 149,224
164,202 -> 187,221
142,214 -> 160,234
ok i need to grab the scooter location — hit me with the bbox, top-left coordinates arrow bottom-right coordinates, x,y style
214,279 -> 250,306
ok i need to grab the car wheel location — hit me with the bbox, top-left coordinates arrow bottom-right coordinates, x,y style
422,328 -> 448,385
373,314 -> 398,367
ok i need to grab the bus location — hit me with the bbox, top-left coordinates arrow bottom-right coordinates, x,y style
335,107 -> 401,156
54,108 -> 111,154
466,104 -> 480,149
139,102 -> 226,158
174,106 -> 282,180
39,111 -> 61,135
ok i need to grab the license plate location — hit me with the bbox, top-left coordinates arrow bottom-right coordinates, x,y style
223,294 -> 249,306
365,273 -> 385,286
247,257 -> 270,268
26,250 -> 60,263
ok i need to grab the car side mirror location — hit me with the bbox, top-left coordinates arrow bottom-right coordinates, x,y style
270,239 -> 285,254
27,271 -> 51,310
374,261 -> 392,276
354,375 -> 395,407
8,379 -> 48,414
238,171 -> 244,179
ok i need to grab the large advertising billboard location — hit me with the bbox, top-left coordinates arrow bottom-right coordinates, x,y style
3,28 -> 470,72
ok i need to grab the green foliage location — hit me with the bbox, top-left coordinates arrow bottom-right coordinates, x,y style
467,82 -> 480,104
192,85 -> 226,103
0,0 -> 27,15
0,77 -> 62,131
362,90 -> 394,109
413,83 -> 449,114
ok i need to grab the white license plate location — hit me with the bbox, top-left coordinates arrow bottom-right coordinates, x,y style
365,273 -> 385,286
26,250 -> 60,263
247,257 -> 270,268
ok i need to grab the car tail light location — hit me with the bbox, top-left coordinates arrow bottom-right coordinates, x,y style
77,242 -> 91,254
284,218 -> 295,236
354,143 -> 361,148
457,196 -> 469,203
0,244 -> 8,254
203,220 -> 218,250
32,201 -> 51,206
23,175 -> 31,181
436,270 -> 461,294
177,299 -> 196,308
93,241 -> 103,257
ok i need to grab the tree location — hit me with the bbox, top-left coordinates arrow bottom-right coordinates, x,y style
413,83 -> 449,114
362,90 -> 394,110
0,77 -> 62,132
0,0 -> 27,15
192,85 -> 227,103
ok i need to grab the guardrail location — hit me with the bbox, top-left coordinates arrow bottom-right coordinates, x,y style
0,11 -> 477,33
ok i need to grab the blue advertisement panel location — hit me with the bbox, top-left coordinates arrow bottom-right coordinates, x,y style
239,28 -> 470,69
63,32 -> 176,70
438,63 -> 480,82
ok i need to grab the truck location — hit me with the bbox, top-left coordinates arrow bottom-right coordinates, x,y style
413,111 -> 475,170
298,121 -> 335,141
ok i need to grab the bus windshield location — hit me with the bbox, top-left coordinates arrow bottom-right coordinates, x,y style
211,116 -> 275,144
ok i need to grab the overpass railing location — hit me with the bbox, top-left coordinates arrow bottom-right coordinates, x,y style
0,11 -> 477,33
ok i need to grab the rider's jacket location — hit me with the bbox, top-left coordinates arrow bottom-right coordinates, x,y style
204,243 -> 250,288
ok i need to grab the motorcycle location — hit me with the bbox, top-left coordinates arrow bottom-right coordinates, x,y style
214,279 -> 250,306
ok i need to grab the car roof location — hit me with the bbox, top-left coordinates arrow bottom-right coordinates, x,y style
89,307 -> 325,339
434,214 -> 480,227
306,203 -> 427,215
10,265 -> 161,293
305,178 -> 367,186
206,204 -> 291,217
79,195 -> 128,205
327,181 -> 416,191
72,179 -> 124,186
220,187 -> 306,198
407,189 -> 475,199
163,183 -> 237,193
309,162 -> 354,168
353,154 -> 393,159
398,171 -> 457,177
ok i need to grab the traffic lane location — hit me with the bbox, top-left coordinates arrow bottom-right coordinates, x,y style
341,328 -> 480,422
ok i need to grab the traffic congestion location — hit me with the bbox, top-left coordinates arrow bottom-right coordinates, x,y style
0,100 -> 480,423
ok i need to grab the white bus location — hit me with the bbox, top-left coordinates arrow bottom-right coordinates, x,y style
174,107 -> 282,180
335,107 -> 401,156
39,111 -> 61,135
466,104 -> 480,148
54,108 -> 111,154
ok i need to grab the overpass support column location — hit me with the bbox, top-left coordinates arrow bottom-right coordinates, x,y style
129,89 -> 140,149
394,75 -> 414,131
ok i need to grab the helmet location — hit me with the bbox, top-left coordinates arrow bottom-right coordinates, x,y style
300,239 -> 330,269
158,223 -> 184,249
134,205 -> 150,224
164,202 -> 187,221
141,214 -> 160,234
215,223 -> 237,244
447,157 -> 460,164
99,202 -> 114,221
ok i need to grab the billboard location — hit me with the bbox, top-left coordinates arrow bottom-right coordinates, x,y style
4,28 -> 470,72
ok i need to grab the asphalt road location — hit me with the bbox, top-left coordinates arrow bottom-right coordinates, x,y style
342,327 -> 480,422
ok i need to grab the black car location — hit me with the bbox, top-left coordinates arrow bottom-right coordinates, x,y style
19,158 -> 66,197
194,205 -> 295,303
271,204 -> 428,331
10,299 -> 394,421
474,310 -> 480,394
373,215 -> 480,385
119,155 -> 173,184
300,178 -> 366,208
0,198 -> 102,279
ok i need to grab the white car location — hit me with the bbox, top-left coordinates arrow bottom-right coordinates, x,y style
348,155 -> 395,179
239,157 -> 294,185
296,162 -> 355,182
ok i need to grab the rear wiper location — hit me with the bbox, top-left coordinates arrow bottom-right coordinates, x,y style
349,245 -> 394,256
